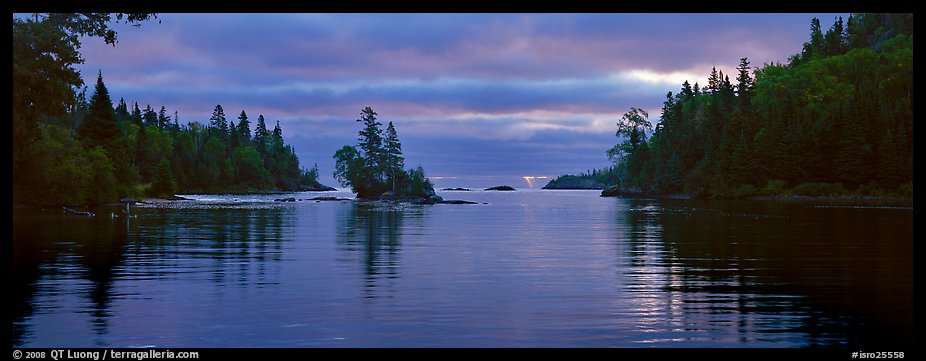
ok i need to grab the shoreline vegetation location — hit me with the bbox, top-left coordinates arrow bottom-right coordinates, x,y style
13,13 -> 335,208
552,14 -> 912,202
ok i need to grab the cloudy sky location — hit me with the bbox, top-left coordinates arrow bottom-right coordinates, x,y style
75,13 -> 846,188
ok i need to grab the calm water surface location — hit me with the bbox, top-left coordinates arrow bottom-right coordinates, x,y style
12,190 -> 912,347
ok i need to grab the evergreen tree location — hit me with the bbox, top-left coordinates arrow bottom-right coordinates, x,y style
735,57 -> 753,103
253,114 -> 269,154
143,105 -> 157,127
823,16 -> 846,57
149,159 -> 178,198
708,67 -> 720,92
356,106 -> 385,184
209,104 -> 228,137
157,105 -> 170,129
131,102 -> 143,126
115,98 -> 129,123
78,71 -> 119,152
237,110 -> 251,144
384,121 -> 405,192
228,118 -> 239,149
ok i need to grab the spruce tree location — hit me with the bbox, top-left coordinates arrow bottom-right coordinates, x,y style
78,71 -> 119,152
237,110 -> 251,144
384,121 -> 405,192
356,106 -> 385,184
209,104 -> 228,138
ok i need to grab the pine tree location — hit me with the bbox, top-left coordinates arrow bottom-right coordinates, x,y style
708,66 -> 720,92
149,159 -> 178,198
131,102 -> 143,126
356,106 -> 385,184
157,105 -> 170,129
384,121 -> 405,192
823,16 -> 846,57
78,71 -> 119,152
253,114 -> 269,154
115,98 -> 129,123
209,104 -> 228,138
237,110 -> 251,144
735,57 -> 753,102
143,105 -> 157,128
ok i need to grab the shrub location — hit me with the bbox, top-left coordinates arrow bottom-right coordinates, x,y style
760,180 -> 787,196
733,184 -> 758,198
791,182 -> 847,197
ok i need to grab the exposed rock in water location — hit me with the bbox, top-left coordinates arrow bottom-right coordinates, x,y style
302,184 -> 337,191
442,187 -> 472,191
600,185 -> 646,198
542,176 -> 607,190
310,196 -> 351,201
274,197 -> 297,202
485,185 -> 516,191
377,191 -> 444,205
62,207 -> 95,216
438,200 -> 479,204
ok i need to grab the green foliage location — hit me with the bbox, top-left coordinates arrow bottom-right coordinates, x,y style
791,182 -> 847,197
334,107 -> 433,198
78,72 -> 119,152
16,125 -> 120,206
13,13 -> 322,205
333,145 -> 366,192
406,166 -> 433,196
760,180 -> 787,196
732,184 -> 758,199
13,13 -> 156,189
607,13 -> 912,198
231,146 -> 271,189
149,159 -> 178,198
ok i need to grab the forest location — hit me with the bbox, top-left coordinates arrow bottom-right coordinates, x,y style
602,13 -> 912,198
13,14 -> 325,206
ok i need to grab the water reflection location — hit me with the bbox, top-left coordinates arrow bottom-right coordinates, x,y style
12,209 -> 129,346
12,205 -> 293,347
336,202 -> 428,299
615,198 -> 912,347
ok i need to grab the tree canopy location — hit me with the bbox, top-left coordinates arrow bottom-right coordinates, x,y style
605,13 -> 912,198
13,13 -> 328,205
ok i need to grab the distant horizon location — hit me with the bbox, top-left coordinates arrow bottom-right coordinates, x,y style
72,13 -> 848,187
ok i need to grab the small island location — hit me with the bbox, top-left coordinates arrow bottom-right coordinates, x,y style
542,172 -> 612,190
485,185 -> 516,191
442,187 -> 472,191
333,107 -> 475,205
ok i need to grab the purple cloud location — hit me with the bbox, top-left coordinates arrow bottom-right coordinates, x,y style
74,13 -> 847,186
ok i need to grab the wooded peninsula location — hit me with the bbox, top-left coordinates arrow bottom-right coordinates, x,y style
549,14 -> 912,199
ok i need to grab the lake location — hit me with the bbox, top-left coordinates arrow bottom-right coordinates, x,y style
12,190 -> 913,348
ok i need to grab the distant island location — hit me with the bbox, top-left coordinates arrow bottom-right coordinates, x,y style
485,185 -> 516,191
542,168 -> 617,190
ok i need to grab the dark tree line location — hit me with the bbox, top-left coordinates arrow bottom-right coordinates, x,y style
13,13 -> 324,205
609,13 -> 912,198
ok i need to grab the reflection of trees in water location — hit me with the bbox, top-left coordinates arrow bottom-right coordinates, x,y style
136,207 -> 289,288
615,198 -> 912,347
12,210 -> 128,346
337,202 -> 425,299
12,206 -> 291,347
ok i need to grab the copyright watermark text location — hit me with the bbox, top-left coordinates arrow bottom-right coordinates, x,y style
12,349 -> 199,361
